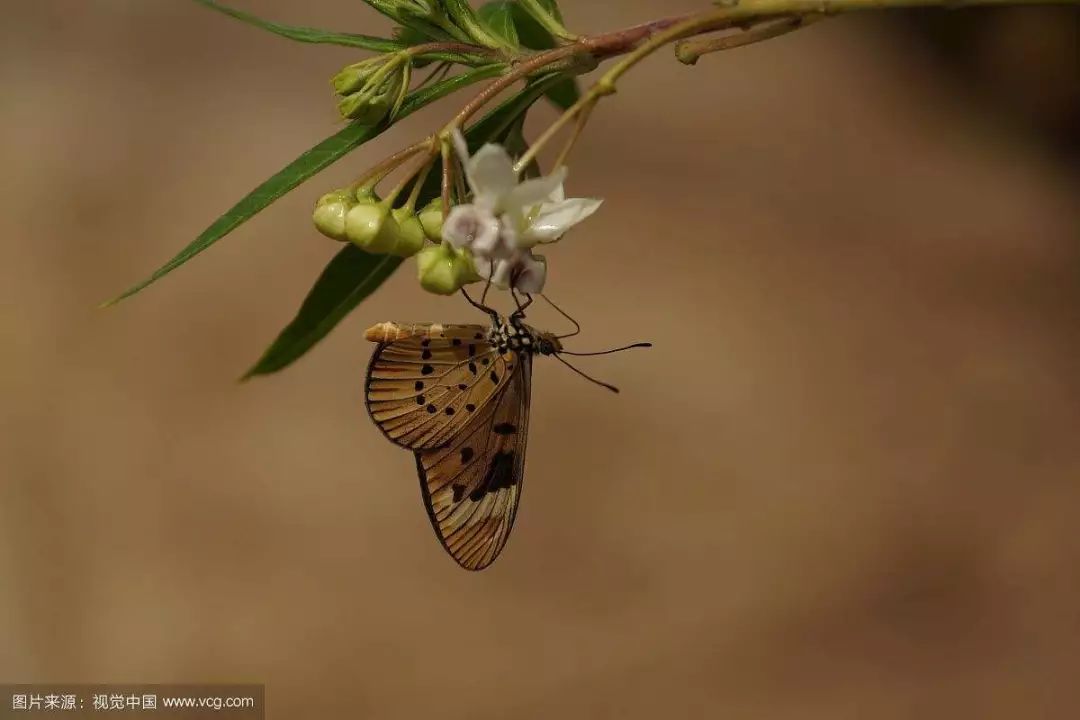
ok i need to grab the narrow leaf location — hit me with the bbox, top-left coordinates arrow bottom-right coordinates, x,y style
194,0 -> 403,52
106,64 -> 503,305
538,0 -> 565,23
477,2 -> 519,46
242,248 -> 402,378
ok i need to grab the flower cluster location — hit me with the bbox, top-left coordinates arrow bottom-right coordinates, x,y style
437,130 -> 601,294
312,131 -> 600,296
312,187 -> 430,257
331,54 -> 410,124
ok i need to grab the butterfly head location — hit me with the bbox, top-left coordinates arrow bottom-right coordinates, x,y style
534,330 -> 563,356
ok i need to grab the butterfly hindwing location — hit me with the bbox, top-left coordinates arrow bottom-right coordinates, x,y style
415,352 -> 532,571
365,322 -> 516,450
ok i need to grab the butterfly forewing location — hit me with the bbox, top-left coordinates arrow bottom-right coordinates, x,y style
365,322 -> 516,450
415,353 -> 532,571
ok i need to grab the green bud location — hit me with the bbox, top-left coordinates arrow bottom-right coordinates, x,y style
338,92 -> 391,124
397,0 -> 440,20
417,243 -> 476,295
345,201 -> 399,254
390,207 -> 426,257
368,0 -> 425,18
331,59 -> 381,96
337,62 -> 406,123
417,198 -> 444,242
312,189 -> 357,241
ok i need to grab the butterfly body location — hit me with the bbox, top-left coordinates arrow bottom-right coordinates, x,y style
364,315 -> 545,570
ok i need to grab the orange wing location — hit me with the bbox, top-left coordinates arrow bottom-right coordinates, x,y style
415,353 -> 532,571
364,322 -> 516,450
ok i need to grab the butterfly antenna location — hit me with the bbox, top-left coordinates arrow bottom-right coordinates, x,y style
553,353 -> 620,393
559,342 -> 653,357
540,293 -> 582,339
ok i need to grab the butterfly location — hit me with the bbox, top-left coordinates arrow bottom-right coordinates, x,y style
364,309 -> 648,570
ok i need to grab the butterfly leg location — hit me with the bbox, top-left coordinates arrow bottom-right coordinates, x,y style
510,290 -> 533,319
460,286 -> 498,322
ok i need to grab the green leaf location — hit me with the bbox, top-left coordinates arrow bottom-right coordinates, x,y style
242,248 -> 402,379
366,0 -> 464,43
508,4 -> 580,110
193,0 -> 403,52
105,64 -> 503,306
244,76 -> 564,378
477,2 -> 519,46
534,0 -> 565,23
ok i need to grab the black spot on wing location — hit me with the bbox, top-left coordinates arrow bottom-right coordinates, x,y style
460,447 -> 474,463
421,364 -> 434,375
469,451 -> 516,501
493,422 -> 516,435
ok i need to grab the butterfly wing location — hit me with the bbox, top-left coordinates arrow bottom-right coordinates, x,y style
415,352 -> 532,571
365,322 -> 517,450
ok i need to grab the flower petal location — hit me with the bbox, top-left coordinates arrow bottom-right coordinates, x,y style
513,252 -> 547,294
450,128 -> 470,165
523,197 -> 603,244
506,166 -> 567,210
472,256 -> 513,290
467,143 -> 517,202
443,204 -> 500,251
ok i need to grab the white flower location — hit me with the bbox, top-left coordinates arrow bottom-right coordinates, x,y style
442,130 -> 600,295
442,204 -> 502,255
520,184 -> 603,248
445,130 -> 600,249
472,250 -> 547,293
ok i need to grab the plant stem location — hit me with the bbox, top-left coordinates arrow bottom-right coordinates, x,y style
446,46 -> 584,130
405,41 -> 503,62
350,139 -> 431,193
675,15 -> 823,64
518,0 -> 1076,170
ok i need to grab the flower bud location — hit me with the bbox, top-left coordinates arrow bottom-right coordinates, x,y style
417,198 -> 444,242
389,207 -> 426,257
338,92 -> 391,125
345,200 -> 398,254
312,189 -> 357,241
417,243 -> 477,295
337,64 -> 405,124
330,59 -> 381,96
397,0 -> 440,20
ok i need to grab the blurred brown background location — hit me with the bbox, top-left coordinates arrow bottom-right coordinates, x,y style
2,1 -> 1078,717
